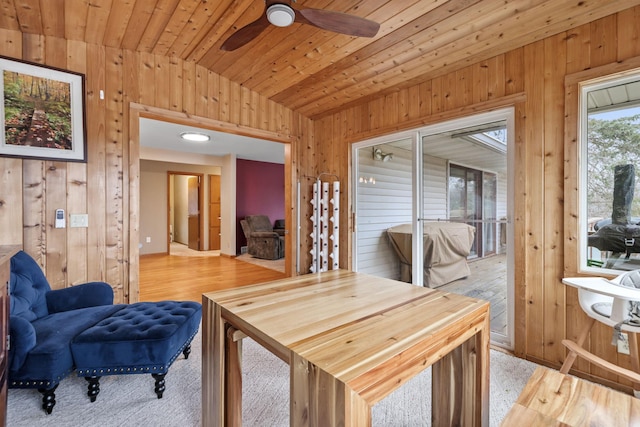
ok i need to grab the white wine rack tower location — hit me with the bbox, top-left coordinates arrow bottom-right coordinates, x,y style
309,179 -> 339,273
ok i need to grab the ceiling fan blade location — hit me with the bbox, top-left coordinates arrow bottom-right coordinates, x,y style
297,8 -> 379,38
221,15 -> 270,51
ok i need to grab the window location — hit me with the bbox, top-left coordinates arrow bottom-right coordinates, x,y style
581,72 -> 640,272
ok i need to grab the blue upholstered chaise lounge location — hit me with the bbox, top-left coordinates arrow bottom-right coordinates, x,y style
8,250 -> 201,414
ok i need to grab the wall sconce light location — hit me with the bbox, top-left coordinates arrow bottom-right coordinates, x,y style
373,147 -> 393,162
359,176 -> 376,184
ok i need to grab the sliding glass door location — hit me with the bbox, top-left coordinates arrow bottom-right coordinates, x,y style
353,109 -> 514,348
420,115 -> 510,347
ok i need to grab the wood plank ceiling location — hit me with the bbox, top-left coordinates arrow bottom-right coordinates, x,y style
2,0 -> 639,119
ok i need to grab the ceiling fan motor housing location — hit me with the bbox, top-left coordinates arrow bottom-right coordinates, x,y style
267,4 -> 295,27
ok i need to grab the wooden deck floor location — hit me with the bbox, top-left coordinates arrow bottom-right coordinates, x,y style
438,254 -> 508,337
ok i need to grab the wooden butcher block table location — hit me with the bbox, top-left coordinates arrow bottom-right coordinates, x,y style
202,269 -> 490,426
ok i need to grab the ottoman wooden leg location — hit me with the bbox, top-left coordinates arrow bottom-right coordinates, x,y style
85,376 -> 101,402
183,343 -> 192,359
152,373 -> 166,398
38,385 -> 57,414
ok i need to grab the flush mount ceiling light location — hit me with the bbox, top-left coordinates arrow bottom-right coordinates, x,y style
266,4 -> 295,27
180,132 -> 210,142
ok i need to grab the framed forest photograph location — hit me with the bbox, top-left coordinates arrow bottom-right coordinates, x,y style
0,56 -> 86,162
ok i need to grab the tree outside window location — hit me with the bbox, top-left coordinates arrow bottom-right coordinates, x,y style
583,75 -> 640,271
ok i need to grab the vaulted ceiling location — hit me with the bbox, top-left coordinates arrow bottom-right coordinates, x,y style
2,0 -> 639,119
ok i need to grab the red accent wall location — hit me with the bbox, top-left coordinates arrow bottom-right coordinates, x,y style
236,159 -> 285,254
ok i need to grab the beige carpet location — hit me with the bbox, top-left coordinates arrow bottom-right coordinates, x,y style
236,253 -> 285,273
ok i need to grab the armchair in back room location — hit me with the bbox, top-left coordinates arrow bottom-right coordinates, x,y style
273,219 -> 285,236
240,215 -> 284,260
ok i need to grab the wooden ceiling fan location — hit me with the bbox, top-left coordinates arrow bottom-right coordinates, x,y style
221,0 -> 380,51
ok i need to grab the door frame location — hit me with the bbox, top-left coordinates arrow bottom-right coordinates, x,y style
130,103 -> 295,304
167,171 -> 205,252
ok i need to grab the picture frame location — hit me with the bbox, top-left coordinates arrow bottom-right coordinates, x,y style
0,56 -> 86,162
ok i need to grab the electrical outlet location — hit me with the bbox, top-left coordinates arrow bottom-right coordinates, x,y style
618,332 -> 630,355
146,237 -> 151,243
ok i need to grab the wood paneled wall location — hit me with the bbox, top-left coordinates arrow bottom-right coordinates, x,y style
1,4 -> 640,392
308,7 -> 640,391
0,28 -> 312,303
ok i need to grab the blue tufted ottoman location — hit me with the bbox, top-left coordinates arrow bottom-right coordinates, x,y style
70,301 -> 201,402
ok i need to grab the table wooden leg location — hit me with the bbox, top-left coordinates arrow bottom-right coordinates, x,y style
432,310 -> 490,427
290,352 -> 310,426
432,346 -> 462,426
225,326 -> 243,425
476,312 -> 490,426
290,353 -> 370,427
202,298 -> 226,426
343,383 -> 370,427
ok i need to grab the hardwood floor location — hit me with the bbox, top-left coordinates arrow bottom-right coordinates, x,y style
138,253 -> 286,303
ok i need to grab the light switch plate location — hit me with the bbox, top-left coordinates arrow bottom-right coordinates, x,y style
70,214 -> 89,228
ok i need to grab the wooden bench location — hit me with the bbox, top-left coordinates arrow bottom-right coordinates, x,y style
501,367 -> 640,426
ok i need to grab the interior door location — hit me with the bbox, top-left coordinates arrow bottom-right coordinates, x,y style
187,176 -> 200,250
209,175 -> 221,250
